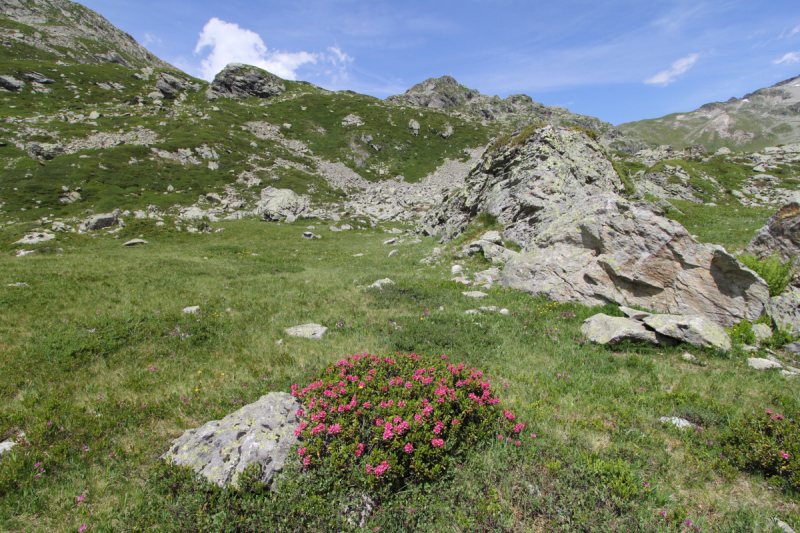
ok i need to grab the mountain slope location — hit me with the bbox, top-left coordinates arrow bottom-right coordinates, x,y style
0,0 -> 172,69
617,74 -> 800,152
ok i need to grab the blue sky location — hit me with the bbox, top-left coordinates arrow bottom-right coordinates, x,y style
79,0 -> 800,125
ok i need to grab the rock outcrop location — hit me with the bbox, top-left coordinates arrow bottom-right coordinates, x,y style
209,63 -> 285,100
162,393 -> 302,488
580,314 -> 658,345
387,76 -> 481,108
420,126 -> 769,327
254,187 -> 309,221
418,126 -> 624,244
744,202 -> 800,263
501,194 -> 767,327
765,288 -> 800,336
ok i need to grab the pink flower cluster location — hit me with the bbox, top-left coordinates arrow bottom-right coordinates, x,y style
366,461 -> 390,478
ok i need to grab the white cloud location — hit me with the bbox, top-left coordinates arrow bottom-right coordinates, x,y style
774,51 -> 800,64
644,53 -> 699,86
788,25 -> 800,38
142,33 -> 161,47
194,18 -> 324,81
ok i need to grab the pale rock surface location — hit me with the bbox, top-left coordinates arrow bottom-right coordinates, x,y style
748,358 -> 783,370
462,291 -> 488,298
765,288 -> 800,336
642,314 -> 731,351
388,249 -> 399,257
619,306 -> 652,321
474,268 -> 501,284
580,314 -> 658,345
660,417 -> 696,429
162,393 -> 301,487
367,278 -> 395,290
752,323 -> 773,341
122,239 -> 148,247
285,324 -> 327,339
0,440 -> 16,455
183,306 -> 200,314
80,212 -> 120,231
451,265 -> 464,275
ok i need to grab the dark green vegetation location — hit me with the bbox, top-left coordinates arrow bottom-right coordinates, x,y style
0,219 -> 797,532
740,254 -> 796,297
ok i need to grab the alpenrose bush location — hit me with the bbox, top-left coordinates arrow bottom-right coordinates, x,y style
722,409 -> 800,490
290,352 -> 526,489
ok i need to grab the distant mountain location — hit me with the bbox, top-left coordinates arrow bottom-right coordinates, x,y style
617,74 -> 800,152
0,0 -> 173,69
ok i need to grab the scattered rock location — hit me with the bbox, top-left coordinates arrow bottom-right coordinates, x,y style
451,276 -> 472,286
462,291 -> 488,298
765,288 -> 800,336
451,265 -> 463,275
7,282 -> 28,287
14,232 -> 55,245
785,341 -> 800,356
771,519 -> 796,533
681,352 -> 699,363
302,232 -> 319,239
367,278 -> 395,290
59,191 -> 81,204
285,324 -> 327,339
642,314 -> 731,352
408,119 -> 420,136
329,225 -> 342,232
580,314 -> 658,345
748,358 -> 782,370
383,238 -> 397,245
660,417 -> 696,429
183,306 -> 200,314
0,74 -> 25,91
388,249 -> 399,257
474,268 -> 501,284
122,239 -> 148,247
16,250 -> 35,257
752,323 -> 773,341
0,440 -> 16,456
209,63 -> 285,100
80,212 -> 120,232
465,309 -> 481,315
744,202 -> 800,263
161,393 -> 301,487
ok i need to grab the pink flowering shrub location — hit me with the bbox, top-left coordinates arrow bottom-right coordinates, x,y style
291,352 -> 522,487
722,409 -> 800,490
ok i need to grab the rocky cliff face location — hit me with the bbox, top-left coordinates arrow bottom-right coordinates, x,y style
0,0 -> 172,69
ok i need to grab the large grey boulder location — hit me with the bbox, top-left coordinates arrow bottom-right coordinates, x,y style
500,194 -> 768,327
210,63 -> 285,100
744,202 -> 800,263
80,212 -> 120,232
14,232 -> 55,245
418,126 -> 624,243
254,187 -> 309,221
580,314 -> 657,345
162,393 -> 302,487
765,288 -> 800,336
642,314 -> 731,352
156,73 -> 188,99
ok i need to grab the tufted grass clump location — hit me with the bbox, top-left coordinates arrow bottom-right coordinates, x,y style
722,410 -> 800,491
292,352 -> 524,489
739,254 -> 795,297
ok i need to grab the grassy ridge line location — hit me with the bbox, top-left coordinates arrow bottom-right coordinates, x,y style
0,218 -> 797,530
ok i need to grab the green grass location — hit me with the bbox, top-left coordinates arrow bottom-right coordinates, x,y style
0,219 -> 798,532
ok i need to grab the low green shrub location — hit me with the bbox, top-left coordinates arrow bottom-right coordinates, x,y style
739,254 -> 795,297
722,410 -> 800,491
292,352 -> 523,490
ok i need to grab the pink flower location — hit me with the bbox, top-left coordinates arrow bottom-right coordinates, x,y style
404,443 -> 413,453
431,438 -> 444,448
530,433 -> 537,438
327,423 -> 341,434
298,447 -> 307,456
498,435 -> 504,440
77,494 -> 86,503
78,526 -> 88,532
356,443 -> 364,457
515,441 -> 521,446
780,451 -> 790,460
303,457 -> 311,466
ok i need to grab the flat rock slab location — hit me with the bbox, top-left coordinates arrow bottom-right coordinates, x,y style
581,314 -> 658,345
462,291 -> 488,298
748,358 -> 783,370
642,314 -> 731,352
162,392 -> 301,487
123,239 -> 149,246
183,306 -> 200,314
660,416 -> 696,429
14,233 -> 55,245
285,323 -> 327,339
619,306 -> 652,321
7,282 -> 28,287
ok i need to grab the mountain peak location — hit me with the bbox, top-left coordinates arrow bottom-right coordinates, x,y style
386,75 -> 481,108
